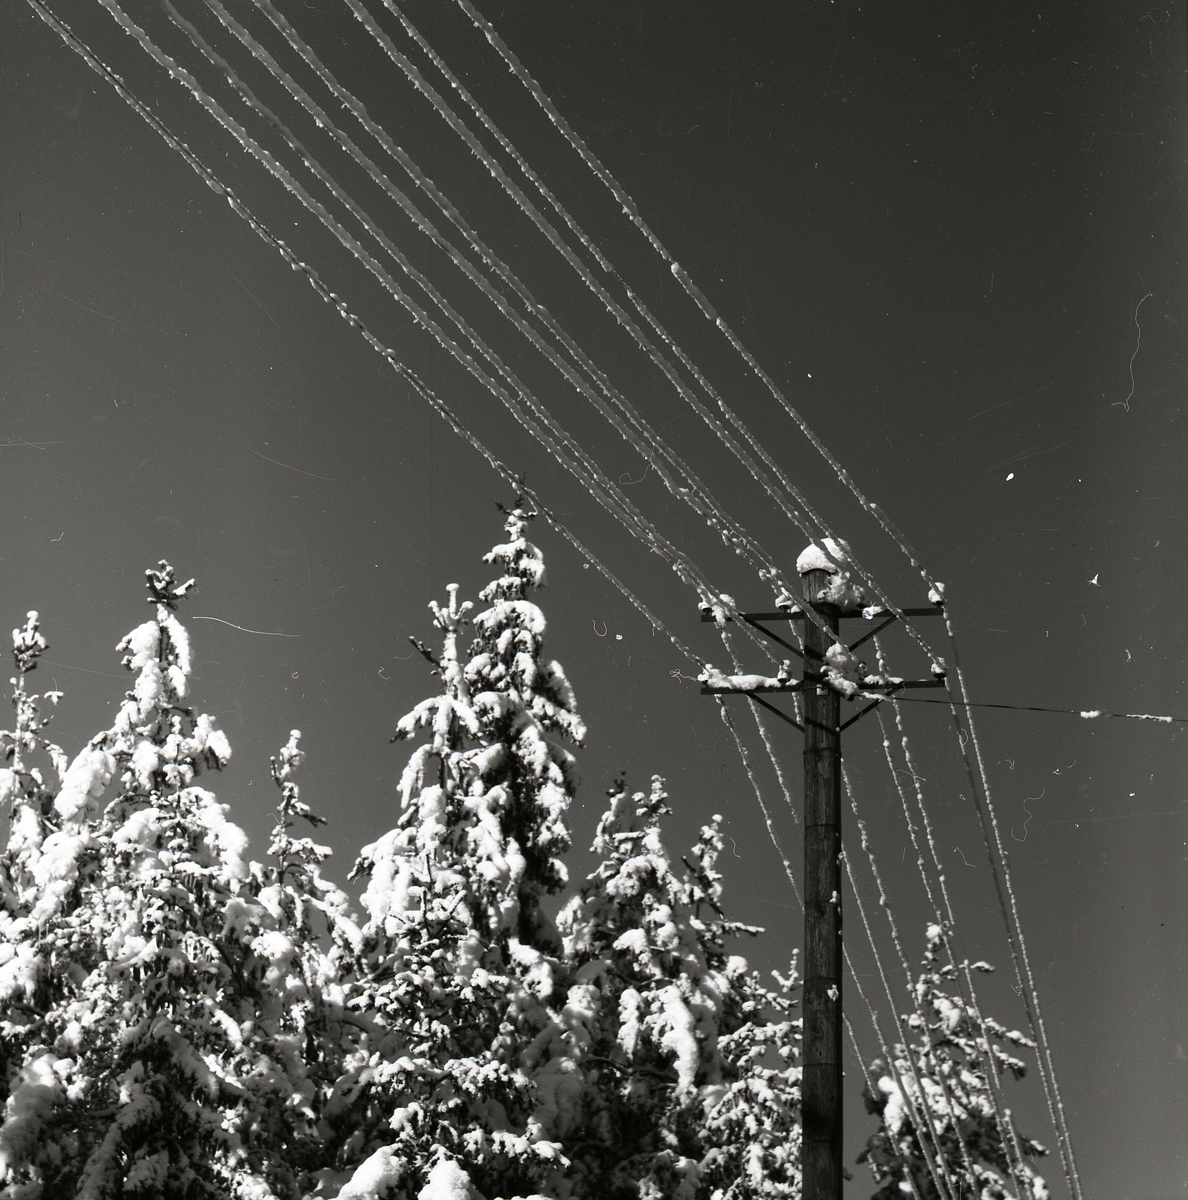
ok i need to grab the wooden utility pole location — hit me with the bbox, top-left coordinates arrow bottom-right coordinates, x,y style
700,562 -> 945,1200
800,569 -> 844,1200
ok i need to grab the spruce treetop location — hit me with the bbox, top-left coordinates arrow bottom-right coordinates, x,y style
54,561 -> 228,829
469,507 -> 585,748
860,925 -> 1049,1200
0,564 -> 295,1199
359,508 -> 585,956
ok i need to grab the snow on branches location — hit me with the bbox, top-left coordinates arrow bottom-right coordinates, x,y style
557,777 -> 802,1199
859,925 -> 1049,1200
333,509 -> 590,1200
0,521 -> 1041,1200
0,565 -> 348,1200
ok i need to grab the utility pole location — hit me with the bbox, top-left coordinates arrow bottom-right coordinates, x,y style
701,552 -> 944,1200
800,567 -> 843,1200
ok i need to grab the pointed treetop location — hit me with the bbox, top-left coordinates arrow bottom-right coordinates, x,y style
2,612 -> 65,785
480,506 -> 545,604
268,729 -> 331,876
11,613 -> 47,677
145,560 -> 196,610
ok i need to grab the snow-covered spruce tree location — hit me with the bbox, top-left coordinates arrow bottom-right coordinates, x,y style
327,509 -> 587,1200
0,562 -> 319,1199
0,613 -> 69,1123
556,776 -> 802,1200
229,730 -> 363,1198
858,925 -> 1048,1200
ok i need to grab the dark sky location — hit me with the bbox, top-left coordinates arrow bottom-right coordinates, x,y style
2,2 -> 1186,1196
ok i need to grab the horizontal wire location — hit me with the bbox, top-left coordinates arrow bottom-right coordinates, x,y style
938,614 -> 1083,1200
876,694 -> 1186,725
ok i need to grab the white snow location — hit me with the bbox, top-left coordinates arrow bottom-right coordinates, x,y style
822,642 -> 864,699
190,788 -> 250,882
795,541 -> 842,575
334,1145 -> 406,1199
796,539 -> 867,612
0,943 -> 40,1003
697,664 -> 793,692
659,984 -> 701,1092
54,745 -> 116,821
0,1052 -> 64,1180
417,1157 -> 473,1200
618,987 -> 642,1057
29,828 -> 91,925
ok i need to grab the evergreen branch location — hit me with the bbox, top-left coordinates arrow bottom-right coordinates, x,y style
409,636 -> 441,668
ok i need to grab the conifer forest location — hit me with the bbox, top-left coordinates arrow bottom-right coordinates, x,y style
0,522 -> 1045,1198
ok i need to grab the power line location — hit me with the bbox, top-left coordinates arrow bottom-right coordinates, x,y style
879,694 -> 1185,725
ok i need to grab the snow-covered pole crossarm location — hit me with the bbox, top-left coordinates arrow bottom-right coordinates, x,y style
697,662 -> 801,693
698,537 -> 945,727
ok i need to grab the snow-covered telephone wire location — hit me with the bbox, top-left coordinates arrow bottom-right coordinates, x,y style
97,0 -> 799,658
941,614 -> 1084,1200
716,626 -> 950,1200
871,639 -> 1035,1175
714,693 -> 918,1196
839,804 -> 958,1200
842,762 -> 1030,1195
21,0 -> 763,705
226,0 -> 818,622
366,0 -> 947,665
139,0 -> 847,658
448,0 -> 949,644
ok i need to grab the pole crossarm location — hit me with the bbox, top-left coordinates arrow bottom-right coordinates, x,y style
700,678 -> 944,696
701,604 -> 943,652
700,680 -> 805,695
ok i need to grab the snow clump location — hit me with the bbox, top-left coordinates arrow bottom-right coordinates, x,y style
796,538 -> 867,612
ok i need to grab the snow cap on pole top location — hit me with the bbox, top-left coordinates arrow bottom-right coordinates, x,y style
796,537 -> 867,613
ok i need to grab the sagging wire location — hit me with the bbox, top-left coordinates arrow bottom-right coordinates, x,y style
842,762 -> 979,1200
840,833 -> 957,1200
714,699 -> 798,910
843,760 -> 1028,1197
716,627 -> 940,1200
940,610 -> 1084,1200
715,693 -> 912,1198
